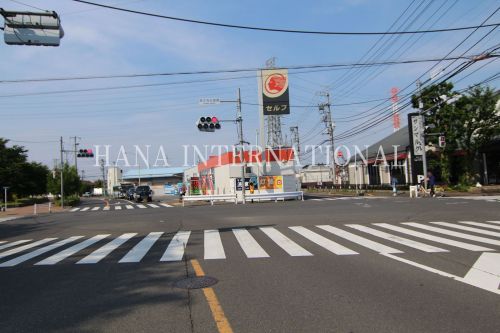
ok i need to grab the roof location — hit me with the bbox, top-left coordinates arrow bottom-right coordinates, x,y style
122,167 -> 186,179
362,125 -> 410,159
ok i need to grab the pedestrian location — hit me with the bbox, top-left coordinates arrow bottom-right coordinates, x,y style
391,176 -> 398,196
427,171 -> 436,197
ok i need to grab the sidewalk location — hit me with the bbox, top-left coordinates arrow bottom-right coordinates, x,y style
0,203 -> 66,218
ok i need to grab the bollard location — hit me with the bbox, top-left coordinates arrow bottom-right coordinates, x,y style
49,202 -> 52,213
34,203 -> 37,215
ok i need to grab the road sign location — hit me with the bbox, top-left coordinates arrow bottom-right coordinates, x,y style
199,98 -> 221,105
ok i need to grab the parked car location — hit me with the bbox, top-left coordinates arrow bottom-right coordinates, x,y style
126,187 -> 136,201
82,192 -> 91,197
134,185 -> 153,202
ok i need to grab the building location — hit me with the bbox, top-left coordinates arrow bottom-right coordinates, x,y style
122,167 -> 185,195
107,166 -> 123,195
299,165 -> 334,187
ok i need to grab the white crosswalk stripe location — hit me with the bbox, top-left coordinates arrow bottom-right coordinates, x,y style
160,231 -> 191,262
0,240 -> 32,251
459,221 -> 500,231
204,230 -> 226,259
402,222 -> 500,246
346,224 -> 448,253
0,238 -> 57,260
119,232 -> 163,263
136,204 -> 147,209
0,236 -> 83,267
70,208 -> 80,212
486,221 -> 500,225
375,223 -> 493,251
115,206 -> 122,210
232,229 -> 269,258
36,234 -> 110,265
80,207 -> 90,211
317,225 -> 403,254
103,206 -> 110,211
289,226 -> 358,255
430,222 -> 500,238
159,203 -> 173,208
71,203 -> 175,212
260,227 -> 312,256
77,233 -> 137,264
147,204 -> 160,208
125,205 -> 134,209
91,207 -> 100,211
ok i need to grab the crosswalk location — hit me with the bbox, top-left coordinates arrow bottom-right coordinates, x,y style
0,220 -> 499,268
70,203 -> 173,212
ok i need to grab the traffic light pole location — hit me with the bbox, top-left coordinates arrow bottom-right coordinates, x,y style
236,88 -> 246,204
60,136 -> 64,209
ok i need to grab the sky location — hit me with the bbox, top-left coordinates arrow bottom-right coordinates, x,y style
0,0 -> 499,181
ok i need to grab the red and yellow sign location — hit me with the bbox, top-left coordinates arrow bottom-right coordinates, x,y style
258,176 -> 283,190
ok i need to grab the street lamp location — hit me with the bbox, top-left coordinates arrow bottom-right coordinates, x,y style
3,187 -> 9,211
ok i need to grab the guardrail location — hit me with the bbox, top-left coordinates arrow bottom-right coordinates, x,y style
182,194 -> 238,206
245,191 -> 304,202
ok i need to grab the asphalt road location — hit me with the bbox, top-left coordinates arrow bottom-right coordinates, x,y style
0,196 -> 499,333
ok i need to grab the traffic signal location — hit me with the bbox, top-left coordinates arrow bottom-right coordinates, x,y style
197,116 -> 221,132
77,149 -> 94,158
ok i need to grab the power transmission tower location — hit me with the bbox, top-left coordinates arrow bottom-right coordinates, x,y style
290,126 -> 300,156
265,57 -> 283,148
318,91 -> 336,185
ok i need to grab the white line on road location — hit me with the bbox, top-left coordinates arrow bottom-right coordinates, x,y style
0,240 -> 32,251
147,204 -> 160,208
125,205 -> 134,209
115,206 -> 122,210
80,207 -> 90,212
204,230 -> 226,259
232,229 -> 269,258
403,222 -> 500,246
103,206 -> 110,211
463,252 -> 500,291
136,204 -> 147,209
374,223 -> 492,251
77,233 -> 137,264
431,222 -> 500,238
70,208 -> 80,212
0,238 -> 57,260
289,226 -> 358,255
317,225 -> 403,254
91,207 -> 100,211
260,227 -> 313,256
159,203 -> 173,208
346,224 -> 448,253
119,232 -> 164,263
486,221 -> 500,225
459,221 -> 500,231
36,234 -> 110,265
160,231 -> 191,262
0,236 -> 83,267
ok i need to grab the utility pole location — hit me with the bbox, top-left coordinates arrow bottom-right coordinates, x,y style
417,80 -> 428,190
71,136 -> 80,174
81,170 -> 85,181
60,136 -> 64,208
318,91 -> 336,185
290,126 -> 300,156
236,88 -> 246,204
100,159 -> 106,196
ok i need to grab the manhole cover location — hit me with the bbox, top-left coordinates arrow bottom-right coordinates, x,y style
174,276 -> 218,289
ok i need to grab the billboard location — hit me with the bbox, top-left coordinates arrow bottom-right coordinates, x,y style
259,69 -> 290,115
259,176 -> 283,190
408,113 -> 424,184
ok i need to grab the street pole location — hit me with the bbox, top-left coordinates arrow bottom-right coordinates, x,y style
71,136 -> 80,175
60,136 -> 64,209
3,187 -> 8,211
237,88 -> 246,204
100,159 -> 106,196
417,80 -> 428,190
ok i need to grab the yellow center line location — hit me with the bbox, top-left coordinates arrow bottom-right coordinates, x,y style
190,259 -> 234,333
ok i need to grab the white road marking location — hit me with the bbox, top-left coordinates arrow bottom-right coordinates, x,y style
160,231 -> 191,262
346,224 -> 448,253
147,204 -> 160,208
115,206 -> 122,210
289,226 -> 358,255
77,233 -> 137,264
0,238 -> 57,260
381,253 -> 500,295
486,221 -> 500,225
232,229 -> 269,258
136,204 -> 147,209
204,230 -> 226,259
0,240 -> 32,251
80,207 -> 90,212
125,205 -> 134,209
0,236 -> 83,267
91,207 -> 100,211
260,227 -> 313,256
159,203 -> 173,208
463,252 -> 500,291
36,234 -> 110,265
403,222 -> 500,246
309,199 -> 323,201
374,223 -> 492,251
325,198 -> 338,201
119,232 -> 164,263
459,221 -> 500,231
431,222 -> 500,238
103,206 -> 110,211
317,225 -> 403,254
70,208 -> 80,212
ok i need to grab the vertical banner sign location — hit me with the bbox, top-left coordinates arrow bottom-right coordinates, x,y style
259,69 -> 290,115
408,113 -> 424,184
391,87 -> 400,131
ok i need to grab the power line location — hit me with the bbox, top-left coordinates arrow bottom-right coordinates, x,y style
71,0 -> 500,36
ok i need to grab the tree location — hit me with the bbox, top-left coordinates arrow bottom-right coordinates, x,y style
47,164 -> 81,197
412,83 -> 500,184
0,138 -> 50,199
